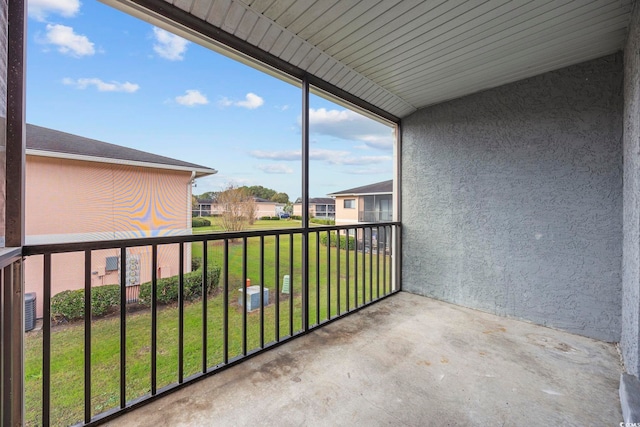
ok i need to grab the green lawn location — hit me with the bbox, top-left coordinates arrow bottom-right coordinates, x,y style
24,224 -> 394,426
191,218 -> 304,233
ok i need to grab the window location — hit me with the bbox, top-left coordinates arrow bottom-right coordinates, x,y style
344,199 -> 355,209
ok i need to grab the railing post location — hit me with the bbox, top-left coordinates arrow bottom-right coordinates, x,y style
4,0 -> 26,420
2,259 -> 23,426
301,76 -> 310,332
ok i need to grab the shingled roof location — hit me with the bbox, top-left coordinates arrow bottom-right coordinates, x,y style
328,180 -> 393,197
26,124 -> 217,178
309,197 -> 335,204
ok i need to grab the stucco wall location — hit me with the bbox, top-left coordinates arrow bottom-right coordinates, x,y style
334,196 -> 359,225
24,156 -> 193,316
402,54 -> 623,342
0,0 -> 7,243
623,2 -> 640,376
25,156 -> 191,237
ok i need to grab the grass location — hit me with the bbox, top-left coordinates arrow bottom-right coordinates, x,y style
24,222 -> 394,426
192,218 -> 302,233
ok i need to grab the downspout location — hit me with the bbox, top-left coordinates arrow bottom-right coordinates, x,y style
188,171 -> 196,229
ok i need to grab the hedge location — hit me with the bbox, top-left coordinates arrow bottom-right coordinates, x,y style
50,266 -> 221,321
51,284 -> 121,322
320,232 -> 355,249
192,217 -> 212,227
138,267 -> 221,306
310,218 -> 335,225
261,216 -> 281,220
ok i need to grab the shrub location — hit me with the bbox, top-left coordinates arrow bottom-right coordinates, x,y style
320,232 -> 355,249
51,290 -> 84,322
92,285 -> 121,316
290,215 -> 302,220
192,217 -> 211,228
51,284 -> 121,322
138,266 -> 221,307
260,216 -> 281,220
310,218 -> 335,225
191,256 -> 202,271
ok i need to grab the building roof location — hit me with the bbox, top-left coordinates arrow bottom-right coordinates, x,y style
26,124 -> 217,178
254,197 -> 274,203
112,0 -> 632,120
309,198 -> 335,205
328,180 -> 393,197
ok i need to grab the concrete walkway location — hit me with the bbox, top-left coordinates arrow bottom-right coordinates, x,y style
107,292 -> 622,426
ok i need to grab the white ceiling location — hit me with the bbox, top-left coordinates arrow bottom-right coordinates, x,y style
108,0 -> 633,119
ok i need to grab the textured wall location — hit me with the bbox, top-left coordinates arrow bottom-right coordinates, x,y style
0,0 -> 7,243
402,54 -> 623,342
623,2 -> 640,376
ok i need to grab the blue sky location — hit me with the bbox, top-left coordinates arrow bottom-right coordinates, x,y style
26,0 -> 395,200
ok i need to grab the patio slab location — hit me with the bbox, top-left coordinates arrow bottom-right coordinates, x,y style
107,292 -> 623,426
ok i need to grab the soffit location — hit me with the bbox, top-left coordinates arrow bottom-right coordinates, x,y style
109,0 -> 632,119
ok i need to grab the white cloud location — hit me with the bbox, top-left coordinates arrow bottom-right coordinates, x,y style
153,27 -> 188,61
257,164 -> 293,174
218,97 -> 233,107
44,24 -> 94,57
218,93 -> 264,110
250,148 -> 391,166
175,90 -> 209,106
63,77 -> 139,93
347,167 -> 393,175
250,150 -> 300,161
303,108 -> 395,150
29,0 -> 80,21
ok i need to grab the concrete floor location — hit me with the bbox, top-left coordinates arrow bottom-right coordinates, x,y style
107,292 -> 623,426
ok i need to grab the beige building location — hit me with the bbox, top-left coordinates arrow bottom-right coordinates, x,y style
329,180 -> 393,226
293,197 -> 335,219
196,197 -> 284,218
329,180 -> 393,252
24,124 -> 217,315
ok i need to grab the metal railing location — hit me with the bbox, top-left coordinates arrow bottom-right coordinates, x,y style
21,222 -> 400,426
358,210 -> 393,223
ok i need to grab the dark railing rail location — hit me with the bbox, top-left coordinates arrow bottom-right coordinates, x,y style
21,222 -> 400,426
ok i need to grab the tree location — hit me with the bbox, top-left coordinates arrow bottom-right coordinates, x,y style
270,192 -> 289,203
283,202 -> 293,215
194,191 -> 218,201
217,185 -> 256,232
244,185 -> 276,200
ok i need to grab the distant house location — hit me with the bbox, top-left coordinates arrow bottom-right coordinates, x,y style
328,180 -> 393,225
293,197 -> 336,219
328,180 -> 393,252
197,196 -> 284,219
194,198 -> 214,217
254,197 -> 286,218
24,124 -> 217,316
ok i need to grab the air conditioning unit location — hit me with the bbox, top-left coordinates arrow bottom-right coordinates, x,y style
25,292 -> 36,332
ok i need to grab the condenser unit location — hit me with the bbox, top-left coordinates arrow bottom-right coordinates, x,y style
25,292 -> 36,332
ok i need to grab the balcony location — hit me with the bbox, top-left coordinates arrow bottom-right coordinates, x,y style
106,292 -> 622,426
6,218 -> 625,426
1,0 -> 638,425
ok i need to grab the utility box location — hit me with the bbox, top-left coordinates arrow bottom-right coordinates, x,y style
238,285 -> 269,311
25,292 -> 36,332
